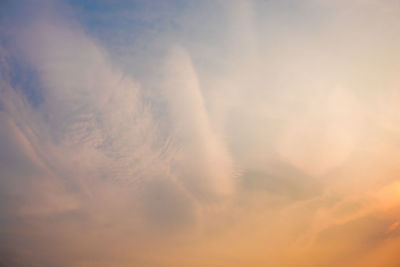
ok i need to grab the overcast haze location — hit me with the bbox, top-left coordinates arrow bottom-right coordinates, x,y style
1,0 -> 400,266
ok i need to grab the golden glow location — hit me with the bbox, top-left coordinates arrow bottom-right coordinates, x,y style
1,0 -> 400,266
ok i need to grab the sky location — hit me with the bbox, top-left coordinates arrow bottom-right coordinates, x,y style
1,0 -> 400,266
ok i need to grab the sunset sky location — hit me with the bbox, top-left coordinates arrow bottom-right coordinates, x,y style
1,0 -> 400,266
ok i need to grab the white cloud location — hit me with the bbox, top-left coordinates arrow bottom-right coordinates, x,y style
0,9 -> 236,265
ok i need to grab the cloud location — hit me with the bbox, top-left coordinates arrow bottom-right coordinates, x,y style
0,4 -> 236,265
163,46 -> 235,201
2,0 -> 400,266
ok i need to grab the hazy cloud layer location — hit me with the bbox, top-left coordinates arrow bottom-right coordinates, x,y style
1,0 -> 400,266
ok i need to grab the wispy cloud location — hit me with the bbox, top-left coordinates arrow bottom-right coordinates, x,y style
2,0 -> 400,266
